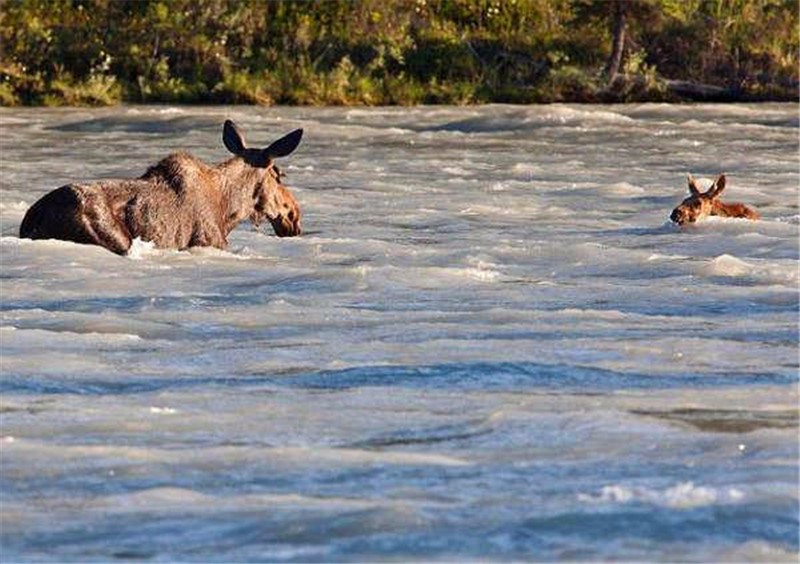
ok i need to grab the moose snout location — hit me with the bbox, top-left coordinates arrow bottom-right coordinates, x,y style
270,216 -> 302,237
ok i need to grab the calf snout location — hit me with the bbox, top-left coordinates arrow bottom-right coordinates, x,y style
670,208 -> 685,225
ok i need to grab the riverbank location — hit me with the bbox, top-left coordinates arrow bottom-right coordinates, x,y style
1,1 -> 797,107
3,67 -> 796,108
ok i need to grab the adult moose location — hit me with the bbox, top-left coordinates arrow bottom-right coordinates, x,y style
19,120 -> 303,255
670,174 -> 759,225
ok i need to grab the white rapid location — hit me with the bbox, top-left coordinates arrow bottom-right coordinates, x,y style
1,104 -> 797,561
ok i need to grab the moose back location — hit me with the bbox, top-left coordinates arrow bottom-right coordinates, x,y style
19,120 -> 303,255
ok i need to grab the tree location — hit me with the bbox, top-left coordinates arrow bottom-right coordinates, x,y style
603,0 -> 627,84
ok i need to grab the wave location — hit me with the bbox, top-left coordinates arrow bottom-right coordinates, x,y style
0,201 -> 30,212
626,103 -> 800,129
48,115 -> 217,134
126,237 -> 258,261
3,359 -> 793,397
697,254 -> 798,286
433,105 -> 636,133
670,118 -> 798,133
352,264 -> 505,287
0,325 -> 141,343
578,482 -> 745,509
2,235 -> 265,262
0,236 -> 116,258
776,215 -> 800,225
124,107 -> 187,116
273,361 -> 795,392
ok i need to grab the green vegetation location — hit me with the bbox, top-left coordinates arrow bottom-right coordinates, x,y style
1,0 -> 797,106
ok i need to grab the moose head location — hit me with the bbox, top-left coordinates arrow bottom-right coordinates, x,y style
223,119 -> 304,237
670,173 -> 759,225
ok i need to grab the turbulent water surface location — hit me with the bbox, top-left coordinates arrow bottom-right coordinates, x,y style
0,104 -> 798,562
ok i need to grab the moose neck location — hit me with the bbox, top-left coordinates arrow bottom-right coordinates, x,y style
217,157 -> 261,231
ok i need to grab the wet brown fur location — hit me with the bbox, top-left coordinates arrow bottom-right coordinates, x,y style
670,174 -> 759,225
19,121 -> 303,255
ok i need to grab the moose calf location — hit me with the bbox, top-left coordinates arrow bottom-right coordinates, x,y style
670,174 -> 759,225
19,120 -> 303,255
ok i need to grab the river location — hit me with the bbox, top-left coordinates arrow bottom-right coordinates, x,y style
1,104 -> 798,561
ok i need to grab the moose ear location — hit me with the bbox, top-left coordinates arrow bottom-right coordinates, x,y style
223,119 -> 247,155
708,174 -> 726,198
687,174 -> 701,196
263,128 -> 303,159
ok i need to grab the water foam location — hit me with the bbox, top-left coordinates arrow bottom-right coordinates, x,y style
579,482 -> 744,509
698,254 -> 799,286
126,236 -> 157,260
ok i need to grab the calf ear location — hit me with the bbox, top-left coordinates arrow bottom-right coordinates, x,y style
707,174 -> 726,198
687,174 -> 701,196
223,120 -> 247,155
263,129 -> 303,159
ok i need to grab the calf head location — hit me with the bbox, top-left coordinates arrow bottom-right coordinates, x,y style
670,174 -> 726,225
223,120 -> 303,236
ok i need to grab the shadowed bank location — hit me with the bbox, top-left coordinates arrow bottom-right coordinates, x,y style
1,0 -> 797,106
